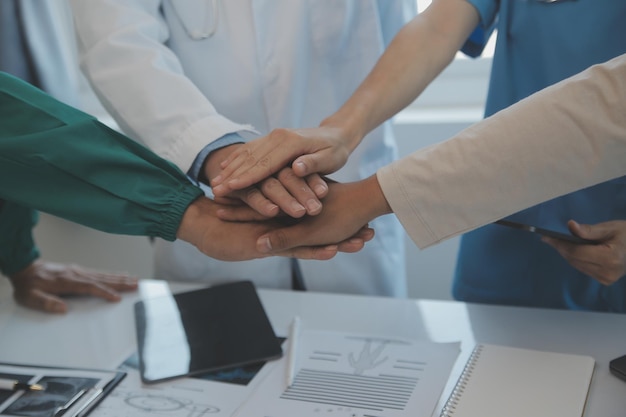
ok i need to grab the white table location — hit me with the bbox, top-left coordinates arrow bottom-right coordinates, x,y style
0,279 -> 624,416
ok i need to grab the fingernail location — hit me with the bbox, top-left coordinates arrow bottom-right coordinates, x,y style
258,237 -> 272,252
292,201 -> 306,214
294,160 -> 307,173
212,174 -> 223,184
212,184 -> 225,195
314,183 -> 327,196
307,199 -> 322,213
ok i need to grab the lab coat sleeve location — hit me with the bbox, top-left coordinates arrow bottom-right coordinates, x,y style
0,72 -> 204,241
377,53 -> 626,249
0,202 -> 40,277
69,0 -> 255,172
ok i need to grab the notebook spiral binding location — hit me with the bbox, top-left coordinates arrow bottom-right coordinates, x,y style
439,344 -> 484,417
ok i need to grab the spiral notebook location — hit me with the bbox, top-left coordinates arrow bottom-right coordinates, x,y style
440,344 -> 595,417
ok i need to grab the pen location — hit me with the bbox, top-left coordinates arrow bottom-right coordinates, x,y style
285,316 -> 301,388
0,378 -> 44,392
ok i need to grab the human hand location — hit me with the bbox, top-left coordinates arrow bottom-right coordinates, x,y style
205,144 -> 327,218
234,176 -> 392,254
542,220 -> 626,285
176,197 -> 375,261
211,126 -> 356,197
8,260 -> 138,314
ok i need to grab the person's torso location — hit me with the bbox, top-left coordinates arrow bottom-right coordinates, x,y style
455,0 -> 626,312
161,0 -> 406,181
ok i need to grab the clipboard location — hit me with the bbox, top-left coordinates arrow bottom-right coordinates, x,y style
134,281 -> 283,384
0,362 -> 125,417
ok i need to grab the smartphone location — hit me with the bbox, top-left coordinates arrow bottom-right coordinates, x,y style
610,354 -> 626,382
494,219 -> 597,245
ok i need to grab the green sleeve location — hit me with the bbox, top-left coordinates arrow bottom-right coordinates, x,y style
0,202 -> 40,277
0,72 -> 204,241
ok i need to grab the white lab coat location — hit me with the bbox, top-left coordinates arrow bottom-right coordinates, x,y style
70,0 -> 415,296
11,0 -> 81,107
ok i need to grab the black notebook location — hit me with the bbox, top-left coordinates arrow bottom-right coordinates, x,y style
134,281 -> 283,383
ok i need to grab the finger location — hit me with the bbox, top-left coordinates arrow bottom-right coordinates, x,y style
275,169 -> 322,216
214,142 -> 286,193
236,186 -> 281,217
15,289 -> 68,314
275,245 -> 339,260
292,148 -> 343,177
305,174 -> 329,198
568,220 -> 614,241
336,238 -> 366,253
82,275 -> 139,292
212,148 -> 262,189
542,237 -> 620,284
259,175 -> 307,218
53,277 -> 123,302
67,266 -> 138,288
216,206 -> 274,222
354,226 -> 375,242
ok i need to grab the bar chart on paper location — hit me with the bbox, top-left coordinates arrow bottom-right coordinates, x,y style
233,330 -> 460,417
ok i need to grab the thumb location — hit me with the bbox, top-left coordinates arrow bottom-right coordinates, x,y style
293,151 -> 342,177
257,228 -> 301,254
568,220 -> 613,242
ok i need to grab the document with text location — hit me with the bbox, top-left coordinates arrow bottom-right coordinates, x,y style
233,330 -> 460,417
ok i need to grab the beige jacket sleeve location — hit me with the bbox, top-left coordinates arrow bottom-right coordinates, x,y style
377,53 -> 626,249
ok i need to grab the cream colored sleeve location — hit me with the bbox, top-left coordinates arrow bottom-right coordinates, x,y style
377,53 -> 626,249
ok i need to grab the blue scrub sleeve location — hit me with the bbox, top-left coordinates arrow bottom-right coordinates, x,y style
460,0 -> 498,58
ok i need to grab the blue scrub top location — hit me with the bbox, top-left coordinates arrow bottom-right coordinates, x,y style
453,0 -> 626,312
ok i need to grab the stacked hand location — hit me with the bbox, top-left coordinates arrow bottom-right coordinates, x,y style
199,126 -> 382,256
211,126 -> 356,199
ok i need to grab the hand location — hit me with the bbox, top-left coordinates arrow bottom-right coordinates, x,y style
176,197 -> 375,261
211,126 -> 356,197
8,260 -> 138,314
542,220 -> 626,285
205,144 -> 327,218
239,176 -> 392,254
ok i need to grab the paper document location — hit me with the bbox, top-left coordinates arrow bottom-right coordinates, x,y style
234,330 -> 460,417
91,355 -> 279,417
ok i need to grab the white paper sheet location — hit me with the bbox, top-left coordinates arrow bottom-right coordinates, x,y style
233,330 -> 460,417
91,360 -> 279,417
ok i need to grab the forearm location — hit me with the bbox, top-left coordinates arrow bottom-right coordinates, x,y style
0,72 -> 203,241
378,53 -> 626,248
321,0 -> 479,149
0,203 -> 39,277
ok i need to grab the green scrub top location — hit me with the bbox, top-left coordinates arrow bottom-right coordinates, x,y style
0,71 -> 203,276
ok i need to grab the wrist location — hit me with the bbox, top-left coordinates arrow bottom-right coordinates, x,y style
176,197 -> 213,247
348,175 -> 393,225
363,175 -> 393,218
320,109 -> 368,154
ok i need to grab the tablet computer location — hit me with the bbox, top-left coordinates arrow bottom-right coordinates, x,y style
134,281 -> 282,384
494,220 -> 597,245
